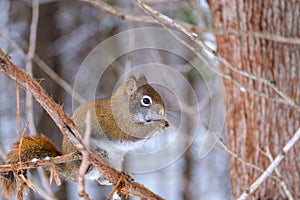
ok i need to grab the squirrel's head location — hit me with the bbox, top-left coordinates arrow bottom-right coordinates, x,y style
112,75 -> 169,138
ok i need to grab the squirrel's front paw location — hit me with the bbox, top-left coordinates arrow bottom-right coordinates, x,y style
154,119 -> 169,131
121,171 -> 134,182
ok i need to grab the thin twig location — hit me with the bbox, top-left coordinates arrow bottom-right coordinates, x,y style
0,145 -> 6,161
133,0 -> 300,111
19,174 -> 36,195
26,0 -> 39,66
213,132 -> 283,182
16,78 -> 20,135
80,0 -> 300,44
158,22 -> 288,105
265,147 -> 294,200
36,167 -> 59,200
29,177 -> 58,200
25,0 -> 39,135
237,127 -> 300,200
0,33 -> 26,57
17,124 -> 28,187
0,32 -> 85,104
212,132 -> 270,177
77,111 -> 91,200
33,55 -> 86,104
0,152 -> 80,172
197,27 -> 300,45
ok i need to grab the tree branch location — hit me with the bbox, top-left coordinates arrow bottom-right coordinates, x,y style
237,127 -> 300,200
78,112 -> 92,200
0,48 -> 164,200
80,0 -> 300,45
25,0 -> 39,135
0,32 -> 86,104
0,152 -> 80,173
212,132 -> 284,183
264,147 -> 294,200
132,0 -> 300,111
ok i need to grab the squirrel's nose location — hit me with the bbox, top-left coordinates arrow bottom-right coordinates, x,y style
164,120 -> 169,128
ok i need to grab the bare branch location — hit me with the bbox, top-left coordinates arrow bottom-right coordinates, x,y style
25,0 -> 39,135
132,0 -> 300,111
195,27 -> 300,45
77,112 -> 92,200
29,177 -> 58,200
79,0 -> 153,22
80,0 -> 300,45
0,32 -> 85,104
159,23 -> 288,105
212,132 -> 280,182
0,152 -> 80,172
33,55 -> 86,104
23,5 -> 62,193
36,168 -> 59,200
237,127 -> 300,200
0,48 -> 164,200
26,0 -> 39,63
0,145 -> 6,161
16,78 -> 20,135
265,147 -> 294,200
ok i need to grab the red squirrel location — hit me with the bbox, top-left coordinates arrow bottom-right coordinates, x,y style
0,75 -> 169,198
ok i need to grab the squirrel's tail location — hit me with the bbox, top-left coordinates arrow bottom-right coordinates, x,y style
0,136 -> 62,199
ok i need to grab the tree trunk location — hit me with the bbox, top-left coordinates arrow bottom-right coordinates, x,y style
207,1 -> 300,199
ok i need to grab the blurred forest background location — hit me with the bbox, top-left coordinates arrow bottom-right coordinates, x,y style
1,0 -> 300,200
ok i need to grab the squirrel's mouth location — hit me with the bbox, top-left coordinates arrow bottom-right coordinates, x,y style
133,112 -> 169,128
145,119 -> 169,128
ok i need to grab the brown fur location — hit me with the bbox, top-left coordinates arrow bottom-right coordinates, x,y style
0,75 -> 168,197
0,136 -> 61,199
62,76 -> 168,180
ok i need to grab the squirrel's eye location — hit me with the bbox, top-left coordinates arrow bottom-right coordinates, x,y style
141,95 -> 152,107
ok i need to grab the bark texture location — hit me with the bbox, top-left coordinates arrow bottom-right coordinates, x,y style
207,1 -> 300,199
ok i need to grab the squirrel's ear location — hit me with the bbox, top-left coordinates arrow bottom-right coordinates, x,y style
125,76 -> 137,95
137,75 -> 148,86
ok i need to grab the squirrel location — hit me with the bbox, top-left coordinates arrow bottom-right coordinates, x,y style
0,75 -> 169,199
